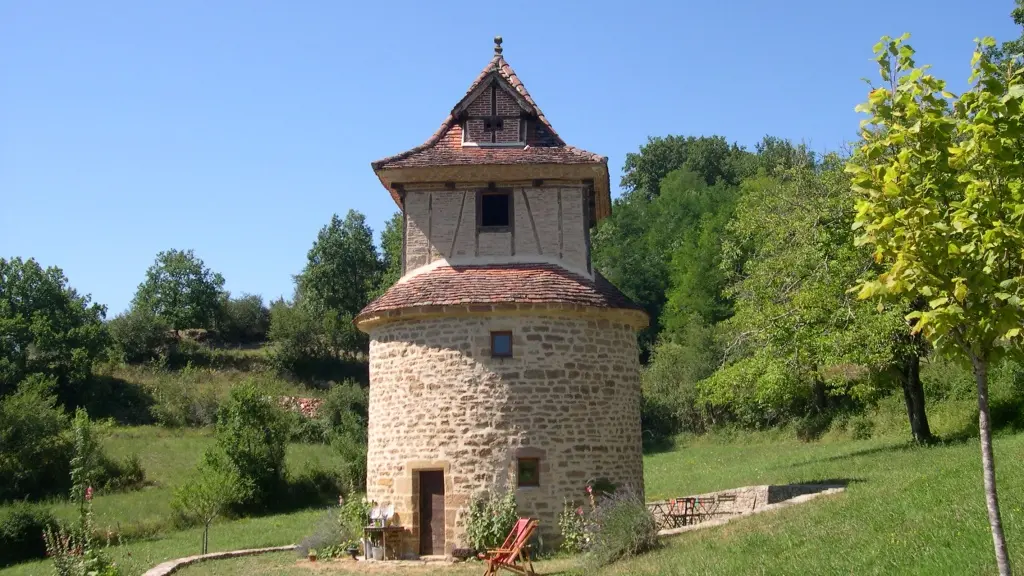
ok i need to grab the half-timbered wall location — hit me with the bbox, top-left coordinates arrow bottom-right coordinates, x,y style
402,184 -> 591,277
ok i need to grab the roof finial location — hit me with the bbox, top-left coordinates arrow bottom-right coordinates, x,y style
494,35 -> 503,56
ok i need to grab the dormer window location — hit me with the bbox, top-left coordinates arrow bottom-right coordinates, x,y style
461,82 -> 525,146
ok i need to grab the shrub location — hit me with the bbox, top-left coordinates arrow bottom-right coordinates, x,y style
465,489 -> 518,552
107,307 -> 170,364
287,381 -> 368,445
204,382 -> 290,510
268,300 -> 328,377
0,503 -> 58,567
96,453 -> 146,492
296,494 -> 368,559
148,366 -> 220,427
319,381 -> 368,435
218,294 -> 270,345
284,462 -> 346,510
641,322 -> 718,437
0,377 -> 74,502
332,432 -> 368,492
586,488 -> 658,567
794,412 -> 833,442
848,415 -> 875,440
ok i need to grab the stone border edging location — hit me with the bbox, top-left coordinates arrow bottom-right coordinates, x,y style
657,487 -> 845,537
141,544 -> 297,576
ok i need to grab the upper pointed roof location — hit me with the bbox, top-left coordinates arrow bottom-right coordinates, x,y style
370,37 -> 612,219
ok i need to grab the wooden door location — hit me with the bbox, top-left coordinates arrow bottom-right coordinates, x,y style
418,471 -> 445,555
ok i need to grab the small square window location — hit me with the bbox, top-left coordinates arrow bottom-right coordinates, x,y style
479,191 -> 511,229
491,331 -> 512,358
517,458 -> 540,487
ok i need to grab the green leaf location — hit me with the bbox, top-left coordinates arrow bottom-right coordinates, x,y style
954,283 -> 967,303
857,283 -> 878,300
1006,328 -> 1021,339
928,297 -> 948,309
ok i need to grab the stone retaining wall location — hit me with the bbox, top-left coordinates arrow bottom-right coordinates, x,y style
141,545 -> 296,576
647,484 -> 845,529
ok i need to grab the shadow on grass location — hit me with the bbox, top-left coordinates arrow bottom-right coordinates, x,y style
786,442 -> 911,468
642,431 -> 677,455
782,477 -> 865,488
81,374 -> 156,425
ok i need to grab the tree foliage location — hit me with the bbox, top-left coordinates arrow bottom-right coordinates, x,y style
0,376 -> 73,502
0,257 -> 107,401
204,381 -> 289,511
217,293 -> 270,345
132,249 -> 225,331
270,210 -> 388,378
107,305 -> 170,364
620,135 -> 751,199
172,462 -> 245,554
298,211 -> 380,320
594,168 -> 738,356
711,161 -> 915,419
373,212 -> 403,300
848,34 -> 1023,574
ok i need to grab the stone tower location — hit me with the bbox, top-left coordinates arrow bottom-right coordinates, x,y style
355,37 -> 647,558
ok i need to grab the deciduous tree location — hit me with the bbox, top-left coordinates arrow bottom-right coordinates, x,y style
708,161 -> 927,437
848,35 -> 1023,574
0,257 -> 107,401
132,249 -> 225,331
297,211 -> 380,354
372,212 -> 403,300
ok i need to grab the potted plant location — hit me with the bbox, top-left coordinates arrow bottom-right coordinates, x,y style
345,540 -> 359,560
307,548 -> 318,562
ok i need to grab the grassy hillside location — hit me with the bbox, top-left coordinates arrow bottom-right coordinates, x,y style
0,424 -> 339,576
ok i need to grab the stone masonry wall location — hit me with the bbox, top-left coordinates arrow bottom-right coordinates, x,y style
365,312 -> 643,557
403,184 -> 589,276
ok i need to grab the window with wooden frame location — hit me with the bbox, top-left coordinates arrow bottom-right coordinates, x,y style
517,458 -> 540,487
477,189 -> 513,231
490,331 -> 512,358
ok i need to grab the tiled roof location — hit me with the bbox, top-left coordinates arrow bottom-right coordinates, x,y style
371,45 -> 606,171
357,264 -> 644,318
376,124 -> 604,169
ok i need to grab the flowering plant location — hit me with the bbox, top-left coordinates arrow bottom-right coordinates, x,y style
558,499 -> 590,553
43,410 -> 122,576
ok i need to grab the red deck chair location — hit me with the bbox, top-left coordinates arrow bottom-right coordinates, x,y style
482,518 -> 538,576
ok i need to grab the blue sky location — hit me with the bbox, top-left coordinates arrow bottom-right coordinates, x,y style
1,0 -> 1019,315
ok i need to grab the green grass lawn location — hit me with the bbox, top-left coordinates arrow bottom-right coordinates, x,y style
174,431 -> 1024,576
